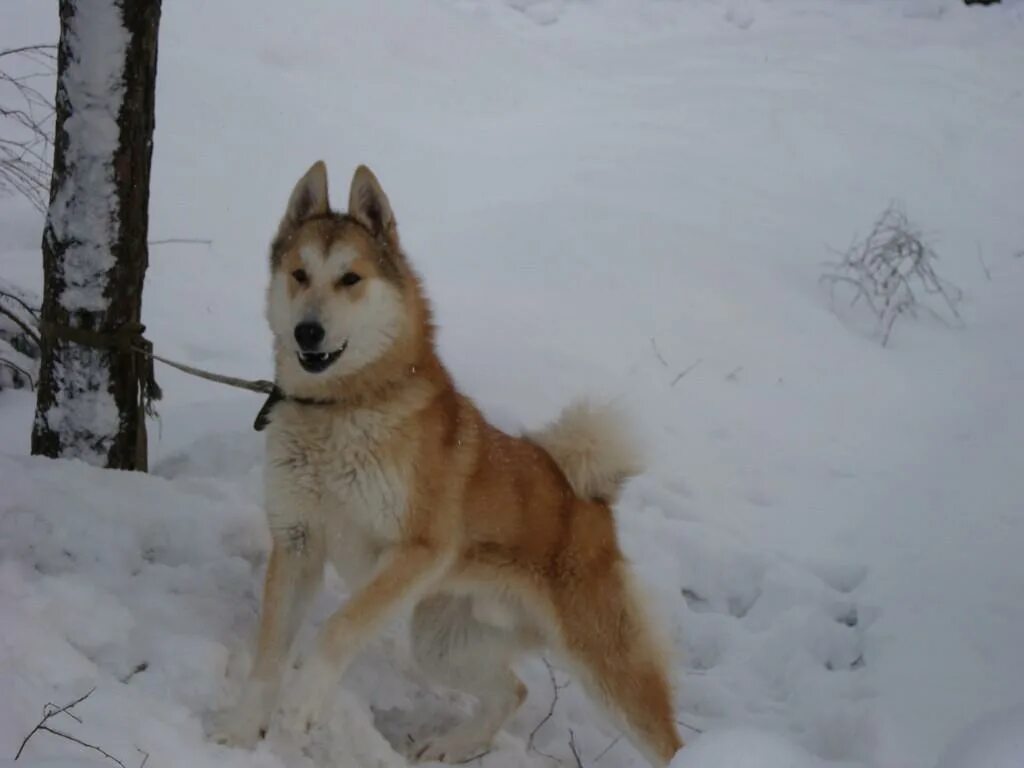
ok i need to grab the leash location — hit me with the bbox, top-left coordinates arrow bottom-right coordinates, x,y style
41,319 -> 331,433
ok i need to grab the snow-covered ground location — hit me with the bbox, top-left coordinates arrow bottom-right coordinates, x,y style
2,1 -> 1024,767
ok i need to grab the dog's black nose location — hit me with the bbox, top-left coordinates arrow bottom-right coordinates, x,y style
294,322 -> 325,351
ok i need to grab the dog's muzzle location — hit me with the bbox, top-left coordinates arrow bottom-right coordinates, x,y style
297,340 -> 348,373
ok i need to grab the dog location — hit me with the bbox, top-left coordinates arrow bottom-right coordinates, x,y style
211,162 -> 684,766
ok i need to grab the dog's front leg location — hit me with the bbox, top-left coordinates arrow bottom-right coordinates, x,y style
277,543 -> 449,737
212,525 -> 324,747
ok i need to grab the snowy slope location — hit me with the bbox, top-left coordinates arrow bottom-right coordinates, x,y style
2,1 -> 1024,767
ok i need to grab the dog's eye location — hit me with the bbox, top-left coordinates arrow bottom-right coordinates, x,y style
291,269 -> 309,285
337,272 -> 362,288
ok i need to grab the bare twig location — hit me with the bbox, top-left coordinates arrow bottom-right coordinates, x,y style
0,45 -> 57,61
671,358 -> 702,387
32,726 -> 127,768
650,337 -> 669,368
0,44 -> 56,211
976,243 -> 991,281
455,749 -> 490,764
725,365 -> 743,381
135,746 -> 150,768
528,658 -> 569,758
567,729 -> 585,768
593,735 -> 621,763
15,687 -> 95,760
677,717 -> 704,735
821,203 -> 962,346
652,338 -> 700,387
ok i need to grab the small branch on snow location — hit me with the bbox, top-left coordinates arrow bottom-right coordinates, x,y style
725,365 -> 743,381
593,735 -> 621,763
15,687 -> 97,759
567,728 -> 585,767
27,725 -> 127,768
671,358 -> 702,387
976,244 -> 992,282
820,203 -> 962,346
528,657 -> 570,760
120,661 -> 149,684
14,687 -> 133,768
136,746 -> 149,768
650,337 -> 669,368
677,717 -> 705,735
455,749 -> 490,764
651,338 -> 700,387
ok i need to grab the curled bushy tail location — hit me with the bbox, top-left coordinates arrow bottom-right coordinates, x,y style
529,401 -> 643,504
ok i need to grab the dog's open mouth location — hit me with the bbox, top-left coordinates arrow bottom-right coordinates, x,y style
297,341 -> 347,373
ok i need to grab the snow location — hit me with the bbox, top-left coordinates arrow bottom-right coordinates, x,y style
668,728 -> 820,768
935,705 -> 1024,768
2,1 -> 1024,767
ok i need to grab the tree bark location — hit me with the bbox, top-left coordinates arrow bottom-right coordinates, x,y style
32,0 -> 161,470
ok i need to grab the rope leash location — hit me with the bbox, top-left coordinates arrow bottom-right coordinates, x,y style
39,320 -> 328,432
137,347 -> 274,395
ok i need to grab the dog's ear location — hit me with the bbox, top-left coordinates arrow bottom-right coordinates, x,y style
281,161 -> 330,232
348,165 -> 398,248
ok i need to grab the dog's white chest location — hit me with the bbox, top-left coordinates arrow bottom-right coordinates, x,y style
265,405 -> 410,546
323,413 -> 408,539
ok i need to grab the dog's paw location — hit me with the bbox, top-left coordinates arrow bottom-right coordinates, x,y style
276,656 -> 337,742
207,706 -> 266,749
413,727 -> 493,764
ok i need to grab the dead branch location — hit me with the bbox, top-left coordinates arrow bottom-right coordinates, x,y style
28,726 -> 127,768
652,338 -> 701,387
0,44 -> 56,212
528,658 -> 570,756
15,687 -> 133,768
671,358 -> 702,386
15,687 -> 96,760
677,717 -> 704,735
567,729 -> 585,768
976,244 -> 991,281
650,338 -> 669,368
455,749 -> 490,764
593,735 -> 621,763
821,203 -> 963,346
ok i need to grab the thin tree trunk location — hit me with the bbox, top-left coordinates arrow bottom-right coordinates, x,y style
31,0 -> 161,470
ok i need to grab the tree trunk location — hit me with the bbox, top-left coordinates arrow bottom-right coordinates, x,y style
31,0 -> 161,470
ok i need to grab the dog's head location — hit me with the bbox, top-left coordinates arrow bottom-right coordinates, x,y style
266,162 -> 419,389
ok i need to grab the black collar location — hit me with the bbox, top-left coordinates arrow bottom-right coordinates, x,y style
253,386 -> 337,431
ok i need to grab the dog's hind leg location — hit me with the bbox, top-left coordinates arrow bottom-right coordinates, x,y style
548,568 -> 683,767
211,527 -> 324,747
409,595 -> 529,764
